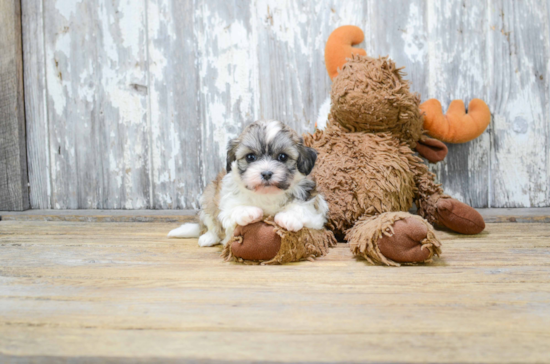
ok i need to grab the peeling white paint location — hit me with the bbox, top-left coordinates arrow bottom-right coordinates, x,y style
28,0 -> 550,209
196,1 -> 258,163
402,3 -> 425,63
46,32 -> 72,117
55,0 -> 82,21
118,0 -> 144,55
256,0 -> 309,57
492,89 -> 547,207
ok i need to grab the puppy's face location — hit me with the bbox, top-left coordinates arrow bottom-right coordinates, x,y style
226,120 -> 317,194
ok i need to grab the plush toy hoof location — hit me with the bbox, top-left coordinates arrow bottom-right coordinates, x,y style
230,222 -> 281,261
437,198 -> 485,234
376,217 -> 433,263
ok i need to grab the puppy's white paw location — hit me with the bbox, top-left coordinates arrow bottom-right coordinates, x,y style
233,206 -> 264,226
198,232 -> 221,247
275,212 -> 304,232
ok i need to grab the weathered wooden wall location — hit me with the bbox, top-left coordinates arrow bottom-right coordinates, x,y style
21,0 -> 550,209
1,0 -> 29,211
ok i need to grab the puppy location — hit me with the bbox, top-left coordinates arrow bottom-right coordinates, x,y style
168,120 -> 328,247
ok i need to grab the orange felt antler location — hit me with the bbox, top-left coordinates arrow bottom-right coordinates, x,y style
420,99 -> 491,143
325,26 -> 367,80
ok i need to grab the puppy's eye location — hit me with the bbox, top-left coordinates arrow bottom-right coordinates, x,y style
277,153 -> 288,162
246,153 -> 256,162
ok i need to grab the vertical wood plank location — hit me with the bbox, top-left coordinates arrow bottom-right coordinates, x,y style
43,0 -> 151,209
146,0 -> 202,209
255,0 -> 316,133
488,0 -> 549,207
95,0 -> 151,209
194,0 -> 260,187
307,1 -> 370,130
21,0 -> 51,209
424,0 -> 490,208
254,0 -> 370,134
547,1 -> 550,208
363,0 -> 428,97
0,0 -> 29,211
42,0 -> 79,208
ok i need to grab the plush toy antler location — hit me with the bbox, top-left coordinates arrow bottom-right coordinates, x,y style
325,25 -> 491,143
325,25 -> 366,80
420,99 -> 491,143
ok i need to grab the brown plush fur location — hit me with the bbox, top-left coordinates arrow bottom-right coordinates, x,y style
346,212 -> 441,266
304,122 -> 446,238
222,218 -> 337,265
329,55 -> 424,148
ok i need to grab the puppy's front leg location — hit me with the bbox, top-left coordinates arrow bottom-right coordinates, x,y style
219,206 -> 264,245
274,205 -> 304,232
232,206 -> 264,227
275,198 -> 327,232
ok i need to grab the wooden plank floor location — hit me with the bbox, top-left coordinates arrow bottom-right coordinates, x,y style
0,221 -> 549,363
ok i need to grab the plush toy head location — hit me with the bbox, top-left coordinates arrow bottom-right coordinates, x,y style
330,54 -> 424,148
325,25 -> 491,159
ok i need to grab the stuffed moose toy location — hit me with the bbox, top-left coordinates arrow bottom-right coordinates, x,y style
223,26 -> 491,266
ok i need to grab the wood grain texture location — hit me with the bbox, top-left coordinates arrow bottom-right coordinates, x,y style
1,220 -> 550,362
0,0 -> 29,211
42,0 -> 151,209
195,0 -> 260,186
255,0 -> 329,133
21,0 -> 50,209
488,0 -> 549,208
364,0 -> 428,97
22,0 -> 550,209
147,0 -> 202,209
426,0 -> 491,208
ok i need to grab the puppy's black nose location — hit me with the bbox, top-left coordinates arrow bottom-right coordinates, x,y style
261,171 -> 273,180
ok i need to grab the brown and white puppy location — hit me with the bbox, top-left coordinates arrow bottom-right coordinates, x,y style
168,120 -> 328,246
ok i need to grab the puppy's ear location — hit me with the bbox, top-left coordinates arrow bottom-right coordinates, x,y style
226,138 -> 239,173
297,146 -> 317,175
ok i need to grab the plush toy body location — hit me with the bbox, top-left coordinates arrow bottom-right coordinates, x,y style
305,120 -> 477,265
227,26 -> 490,266
301,52 -> 487,265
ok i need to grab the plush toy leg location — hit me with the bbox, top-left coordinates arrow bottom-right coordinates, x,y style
346,212 -> 441,266
411,156 -> 485,234
222,219 -> 337,265
420,195 -> 485,235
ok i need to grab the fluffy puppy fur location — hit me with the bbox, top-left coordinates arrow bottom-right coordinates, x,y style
168,120 -> 329,247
